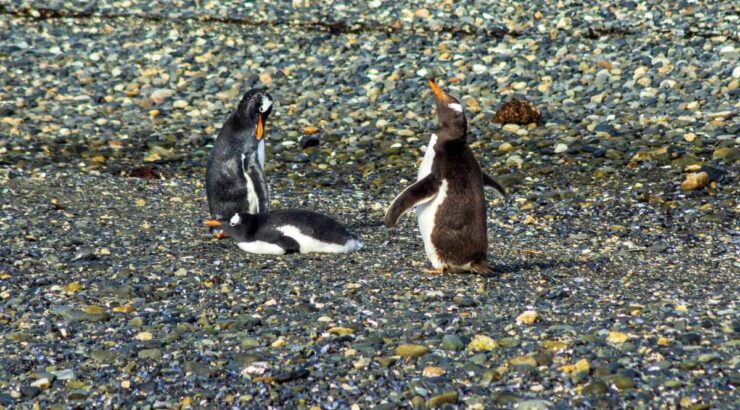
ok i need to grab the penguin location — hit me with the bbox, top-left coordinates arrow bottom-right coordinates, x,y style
208,210 -> 363,255
205,88 -> 273,226
384,79 -> 506,274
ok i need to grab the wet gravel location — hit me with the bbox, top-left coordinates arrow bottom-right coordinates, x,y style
1,1 -> 739,408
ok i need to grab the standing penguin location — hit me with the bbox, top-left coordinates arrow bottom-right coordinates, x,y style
384,80 -> 506,274
206,88 -> 273,225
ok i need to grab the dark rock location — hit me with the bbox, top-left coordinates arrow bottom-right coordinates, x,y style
681,333 -> 701,345
274,367 -> 309,383
20,386 -> 40,398
583,380 -> 609,396
300,135 -> 320,149
700,164 -> 726,182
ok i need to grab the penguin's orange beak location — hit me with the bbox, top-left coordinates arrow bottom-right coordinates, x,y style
428,79 -> 449,102
256,115 -> 264,140
203,219 -> 222,227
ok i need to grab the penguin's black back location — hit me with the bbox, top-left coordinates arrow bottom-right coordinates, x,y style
205,114 -> 251,219
430,140 -> 488,266
261,209 -> 356,244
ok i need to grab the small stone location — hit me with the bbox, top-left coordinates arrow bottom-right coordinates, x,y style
582,380 -> 608,396
506,155 -> 524,168
664,379 -> 682,389
633,66 -> 648,80
696,353 -> 720,364
515,400 -> 553,410
502,124 -> 520,133
680,172 -> 710,191
414,8 -> 431,18
613,375 -> 636,390
559,358 -> 591,374
353,357 -> 371,369
395,344 -> 429,358
138,348 -> 162,360
20,386 -> 40,398
657,337 -> 672,346
259,71 -> 272,84
542,340 -> 568,352
51,369 -> 75,381
31,377 -> 52,390
90,349 -> 116,363
681,333 -> 702,345
472,64 -> 488,74
303,126 -> 319,135
150,88 -> 175,104
328,327 -> 353,336
607,331 -> 629,344
468,335 -> 498,351
498,142 -> 515,153
271,338 -> 286,348
441,334 -> 465,351
713,147 -> 739,161
554,143 -> 568,154
516,310 -> 538,325
135,331 -> 153,341
509,355 -> 537,367
426,392 -> 457,408
422,366 -> 445,377
300,135 -> 320,149
67,390 -> 89,401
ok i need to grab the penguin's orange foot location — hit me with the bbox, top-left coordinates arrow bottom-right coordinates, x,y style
204,219 -> 222,228
422,268 -> 445,275
214,231 -> 230,239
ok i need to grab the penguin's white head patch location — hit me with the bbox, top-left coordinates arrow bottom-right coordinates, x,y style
448,103 -> 463,113
259,95 -> 272,113
230,213 -> 242,226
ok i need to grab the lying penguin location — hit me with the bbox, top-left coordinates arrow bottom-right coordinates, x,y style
205,88 -> 273,228
385,79 -> 506,274
208,210 -> 363,255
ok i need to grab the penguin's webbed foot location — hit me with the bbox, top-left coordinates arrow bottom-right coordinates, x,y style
214,231 -> 230,239
422,267 -> 445,275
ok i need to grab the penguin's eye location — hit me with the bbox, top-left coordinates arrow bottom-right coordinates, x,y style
259,96 -> 272,113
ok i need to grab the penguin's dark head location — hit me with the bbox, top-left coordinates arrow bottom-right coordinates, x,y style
429,79 -> 467,141
236,88 -> 273,142
215,212 -> 250,241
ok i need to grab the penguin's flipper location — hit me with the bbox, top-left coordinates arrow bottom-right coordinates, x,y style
482,172 -> 508,200
243,153 -> 270,213
274,234 -> 300,254
385,175 -> 441,227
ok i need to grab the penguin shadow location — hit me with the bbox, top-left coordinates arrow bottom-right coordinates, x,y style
485,257 -> 608,278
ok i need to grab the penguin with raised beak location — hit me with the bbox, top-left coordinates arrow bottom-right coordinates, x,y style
205,89 -> 273,234
385,80 -> 506,274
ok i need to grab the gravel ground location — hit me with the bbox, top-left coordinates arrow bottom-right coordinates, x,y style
1,1 -> 739,409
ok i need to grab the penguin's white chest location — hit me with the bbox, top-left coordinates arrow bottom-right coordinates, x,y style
416,180 -> 447,269
415,134 -> 445,268
417,133 -> 437,180
257,139 -> 265,169
241,154 -> 260,214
